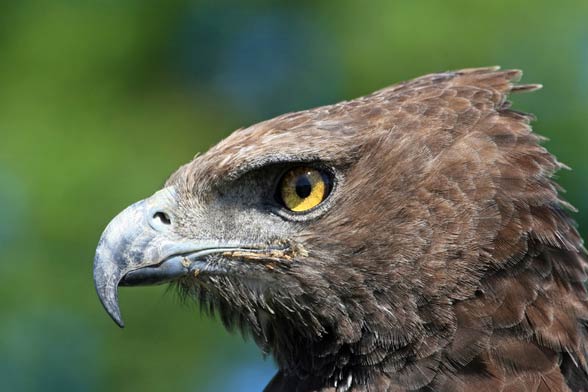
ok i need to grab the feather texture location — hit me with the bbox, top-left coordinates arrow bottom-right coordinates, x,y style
166,67 -> 588,391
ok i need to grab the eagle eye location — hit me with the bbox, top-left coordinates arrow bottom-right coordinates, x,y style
277,167 -> 332,212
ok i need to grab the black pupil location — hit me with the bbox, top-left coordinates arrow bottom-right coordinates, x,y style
295,175 -> 312,198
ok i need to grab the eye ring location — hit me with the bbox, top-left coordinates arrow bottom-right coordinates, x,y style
276,167 -> 332,213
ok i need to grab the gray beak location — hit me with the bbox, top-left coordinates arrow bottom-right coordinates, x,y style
93,187 -> 197,327
93,187 -> 254,328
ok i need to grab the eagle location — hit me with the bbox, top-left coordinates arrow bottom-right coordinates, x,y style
94,67 -> 588,391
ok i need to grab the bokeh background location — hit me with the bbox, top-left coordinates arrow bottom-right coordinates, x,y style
0,1 -> 586,391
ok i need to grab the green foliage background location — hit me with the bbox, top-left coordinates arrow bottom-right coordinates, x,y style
0,1 -> 586,391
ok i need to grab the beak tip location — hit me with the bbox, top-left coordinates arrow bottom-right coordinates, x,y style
114,318 -> 125,329
100,296 -> 126,328
94,276 -> 126,328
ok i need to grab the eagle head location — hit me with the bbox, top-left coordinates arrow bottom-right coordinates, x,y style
94,67 -> 588,391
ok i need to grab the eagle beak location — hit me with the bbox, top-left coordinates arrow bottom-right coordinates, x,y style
93,187 -> 259,328
93,187 -> 197,328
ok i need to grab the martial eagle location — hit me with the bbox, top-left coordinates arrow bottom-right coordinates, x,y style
94,67 -> 588,391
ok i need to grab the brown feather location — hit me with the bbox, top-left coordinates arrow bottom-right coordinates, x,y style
162,67 -> 588,391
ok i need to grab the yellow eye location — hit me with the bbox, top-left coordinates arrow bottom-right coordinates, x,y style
278,167 -> 331,212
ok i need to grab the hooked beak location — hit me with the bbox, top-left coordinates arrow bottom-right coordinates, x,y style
94,186 -> 293,328
93,187 -> 243,328
93,187 -> 186,327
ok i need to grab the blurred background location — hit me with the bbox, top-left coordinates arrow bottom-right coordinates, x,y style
0,1 -> 586,391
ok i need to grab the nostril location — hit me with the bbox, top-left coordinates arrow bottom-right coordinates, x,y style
153,211 -> 171,225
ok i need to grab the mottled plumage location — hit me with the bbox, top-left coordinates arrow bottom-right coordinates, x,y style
94,67 -> 588,391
